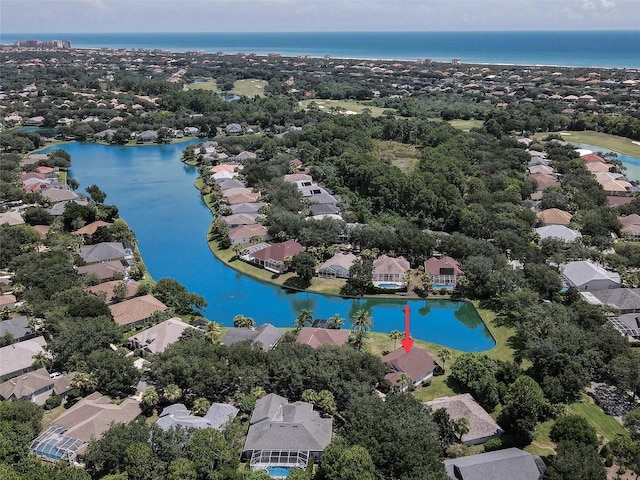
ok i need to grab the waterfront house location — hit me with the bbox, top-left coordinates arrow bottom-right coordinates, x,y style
109,294 -> 168,329
85,280 -> 139,304
0,336 -> 47,381
296,327 -> 351,349
249,240 -> 304,273
372,255 -> 410,287
561,261 -> 621,291
443,448 -> 546,480
156,402 -> 238,431
317,252 -> 357,279
229,202 -> 266,215
382,347 -> 437,391
222,213 -> 261,228
222,323 -> 283,351
226,192 -> 261,205
41,188 -> 79,203
72,220 -> 111,242
426,393 -> 503,445
222,187 -> 255,198
76,260 -> 127,281
425,255 -> 463,287
217,178 -> 246,191
243,393 -> 332,472
79,242 -> 127,264
228,224 -> 270,245
129,317 -> 195,357
137,130 -> 158,143
30,392 -> 141,464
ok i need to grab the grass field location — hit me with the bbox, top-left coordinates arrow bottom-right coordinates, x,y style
567,393 -> 629,441
186,78 -> 267,97
534,130 -> 640,157
448,119 -> 484,131
373,140 -> 421,173
299,99 -> 396,117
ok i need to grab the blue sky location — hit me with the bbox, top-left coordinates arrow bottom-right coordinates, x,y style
2,0 -> 638,33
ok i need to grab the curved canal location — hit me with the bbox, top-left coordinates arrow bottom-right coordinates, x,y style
42,141 -> 495,351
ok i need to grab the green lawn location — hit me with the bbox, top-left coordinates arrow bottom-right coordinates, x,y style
534,130 -> 640,157
300,99 -> 397,118
448,119 -> 484,131
186,78 -> 219,92
567,393 -> 629,441
232,79 -> 267,98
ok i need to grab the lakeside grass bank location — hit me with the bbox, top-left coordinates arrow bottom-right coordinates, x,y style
534,130 -> 640,157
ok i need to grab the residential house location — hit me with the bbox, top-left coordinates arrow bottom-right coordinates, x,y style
48,199 -> 89,217
296,327 -> 351,349
226,192 -> 261,205
228,224 -> 270,245
76,260 -> 127,281
79,242 -> 127,264
0,211 -> 25,226
156,402 -> 239,431
0,368 -> 72,405
372,255 -> 410,286
0,336 -> 47,381
425,256 -> 463,286
222,323 -> 283,351
41,188 -> 79,203
109,294 -> 168,329
426,393 -> 503,445
443,448 -> 546,480
619,214 -> 640,239
317,252 -> 357,279
249,240 -> 304,273
222,187 -> 256,199
234,151 -> 257,162
226,123 -> 242,135
534,225 -> 582,243
222,213 -> 261,228
561,261 -> 621,291
137,130 -> 158,143
0,315 -> 37,343
536,208 -> 573,226
608,314 -> 640,340
128,317 -> 195,357
229,202 -> 266,215
243,393 -> 333,472
72,220 -> 111,242
529,173 -> 560,191
217,178 -> 246,191
30,392 -> 141,464
381,347 -> 437,391
580,288 -> 640,314
309,203 -> 341,216
85,280 -> 139,304
0,293 -> 17,309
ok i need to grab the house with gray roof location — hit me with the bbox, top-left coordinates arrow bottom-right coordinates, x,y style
0,315 -> 36,343
229,202 -> 266,215
426,394 -> 503,445
608,313 -> 640,340
222,323 -> 283,351
0,335 -> 47,381
129,317 -> 195,357
244,393 -> 332,472
156,402 -> 238,431
79,242 -> 127,264
317,252 -> 357,279
561,260 -> 621,291
534,225 -> 582,243
580,288 -> 640,314
444,447 -> 546,480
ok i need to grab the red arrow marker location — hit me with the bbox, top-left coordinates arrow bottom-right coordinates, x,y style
400,304 -> 414,353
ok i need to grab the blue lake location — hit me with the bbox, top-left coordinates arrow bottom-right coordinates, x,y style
41,141 -> 495,351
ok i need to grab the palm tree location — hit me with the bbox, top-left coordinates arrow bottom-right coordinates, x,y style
437,348 -> 452,370
397,372 -> 412,391
163,384 -> 183,404
349,330 -> 368,352
141,387 -> 160,413
389,330 -> 402,350
192,397 -> 211,416
454,417 -> 470,442
204,321 -> 222,343
328,313 -> 345,329
70,372 -> 97,395
294,309 -> 313,331
351,309 -> 373,334
31,351 -> 50,370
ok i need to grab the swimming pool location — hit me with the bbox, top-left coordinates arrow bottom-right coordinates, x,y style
266,466 -> 291,478
432,283 -> 454,290
377,283 -> 402,289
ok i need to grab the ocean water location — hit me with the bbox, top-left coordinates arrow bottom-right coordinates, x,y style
3,31 -> 638,68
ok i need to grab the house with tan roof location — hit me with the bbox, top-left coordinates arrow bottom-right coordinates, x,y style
72,220 -> 111,241
222,187 -> 255,198
536,208 -> 573,226
0,368 -> 72,405
76,260 -> 127,281
317,252 -> 357,279
222,213 -> 261,228
0,211 -> 24,226
128,317 -> 194,357
41,188 -> 79,203
296,327 -> 351,349
109,294 -> 168,328
381,347 -> 437,391
226,192 -> 261,205
619,214 -> 640,239
85,280 -> 139,304
426,393 -> 503,445
30,392 -> 141,464
228,223 -> 270,245
372,255 -> 410,287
